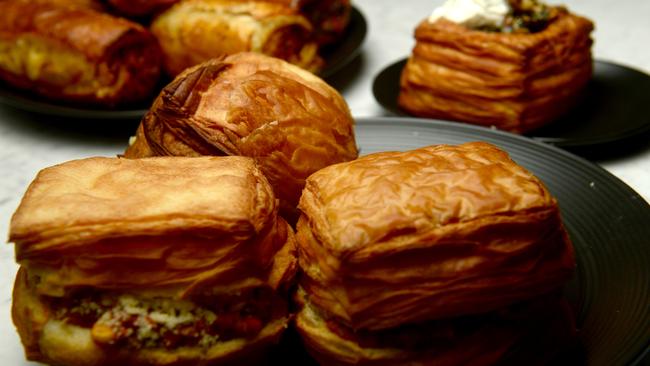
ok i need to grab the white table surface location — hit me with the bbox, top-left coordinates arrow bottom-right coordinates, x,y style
0,0 -> 648,364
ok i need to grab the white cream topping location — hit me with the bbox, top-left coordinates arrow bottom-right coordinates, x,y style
428,0 -> 511,29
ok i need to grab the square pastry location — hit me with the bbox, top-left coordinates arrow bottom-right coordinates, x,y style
398,4 -> 594,133
296,142 -> 575,331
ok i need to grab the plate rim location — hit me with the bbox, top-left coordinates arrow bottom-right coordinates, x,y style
371,58 -> 650,148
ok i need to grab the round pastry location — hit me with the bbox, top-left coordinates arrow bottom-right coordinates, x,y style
0,0 -> 162,106
124,52 -> 358,222
151,0 -> 323,76
10,156 -> 297,366
398,0 -> 594,133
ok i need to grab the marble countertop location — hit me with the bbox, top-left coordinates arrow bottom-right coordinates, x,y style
0,0 -> 648,364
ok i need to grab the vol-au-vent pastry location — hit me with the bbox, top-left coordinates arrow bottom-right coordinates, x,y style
295,142 -> 576,365
124,52 -> 358,221
0,0 -> 162,106
9,156 -> 297,366
398,0 -> 594,133
151,0 -> 323,76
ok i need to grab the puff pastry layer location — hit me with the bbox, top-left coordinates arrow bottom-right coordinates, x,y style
151,0 -> 323,76
398,8 -> 594,133
295,287 -> 577,366
297,142 -> 575,331
0,0 -> 162,106
124,52 -> 358,221
9,156 -> 297,365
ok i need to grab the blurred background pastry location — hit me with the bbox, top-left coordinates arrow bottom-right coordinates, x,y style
256,0 -> 352,46
10,156 -> 297,366
294,142 -> 577,364
398,0 -> 594,133
151,0 -> 324,76
0,0 -> 162,107
124,52 -> 359,222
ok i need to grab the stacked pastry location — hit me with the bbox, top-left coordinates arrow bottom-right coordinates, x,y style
295,142 -> 577,365
0,0 -> 162,106
9,156 -> 297,366
124,52 -> 358,222
398,0 -> 594,133
151,0 -> 326,76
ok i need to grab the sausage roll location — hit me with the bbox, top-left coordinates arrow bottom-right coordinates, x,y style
124,52 -> 358,222
28,0 -> 106,11
398,3 -> 594,133
151,0 -> 323,76
254,0 -> 352,45
10,156 -> 297,366
0,0 -> 162,106
104,0 -> 179,17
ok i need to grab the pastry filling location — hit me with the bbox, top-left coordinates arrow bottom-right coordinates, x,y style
429,0 -> 558,33
47,287 -> 283,349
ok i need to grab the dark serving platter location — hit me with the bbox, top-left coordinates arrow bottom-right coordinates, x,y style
273,117 -> 649,366
373,59 -> 650,149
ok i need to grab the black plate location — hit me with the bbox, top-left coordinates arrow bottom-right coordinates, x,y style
0,7 -> 366,120
372,59 -> 650,148
319,6 -> 367,79
273,117 -> 649,366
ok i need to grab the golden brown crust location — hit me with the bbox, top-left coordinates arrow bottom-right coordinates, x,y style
124,52 -> 358,221
296,142 -> 575,330
0,0 -> 162,106
27,0 -> 106,11
151,0 -> 323,76
398,8 -> 594,133
9,156 -> 287,297
252,0 -> 352,45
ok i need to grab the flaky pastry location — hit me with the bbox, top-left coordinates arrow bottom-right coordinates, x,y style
297,142 -> 575,331
0,0 -> 162,106
124,52 -> 358,221
10,156 -> 297,366
151,0 -> 323,76
398,6 -> 594,133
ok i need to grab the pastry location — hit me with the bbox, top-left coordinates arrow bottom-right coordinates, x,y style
9,156 -> 297,366
124,52 -> 358,222
151,0 -> 323,76
398,0 -> 594,133
295,142 -> 576,364
0,0 -> 162,106
255,0 -> 352,46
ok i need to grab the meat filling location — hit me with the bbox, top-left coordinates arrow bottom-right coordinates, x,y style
48,287 -> 284,350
